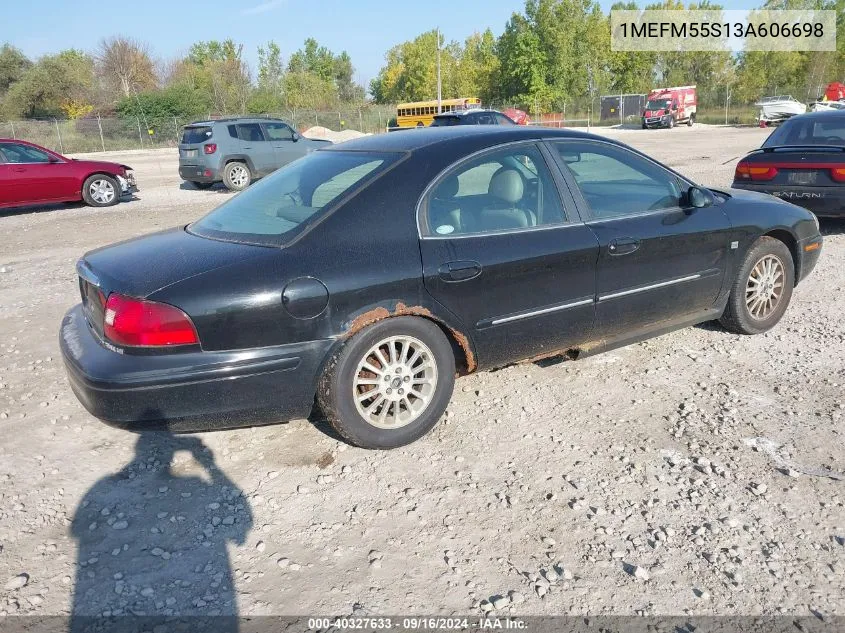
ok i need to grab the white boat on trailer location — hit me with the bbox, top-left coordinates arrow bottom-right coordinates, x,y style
756,95 -> 806,124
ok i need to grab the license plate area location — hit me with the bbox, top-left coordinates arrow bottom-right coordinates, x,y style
787,171 -> 818,185
181,149 -> 198,158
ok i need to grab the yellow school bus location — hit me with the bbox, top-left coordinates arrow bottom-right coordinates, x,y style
396,98 -> 482,127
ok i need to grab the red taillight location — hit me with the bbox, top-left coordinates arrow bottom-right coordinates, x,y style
831,167 -> 845,182
735,162 -> 778,181
204,143 -> 217,154
103,294 -> 198,347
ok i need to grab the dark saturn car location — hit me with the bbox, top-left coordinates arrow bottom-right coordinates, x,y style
60,126 -> 823,449
733,110 -> 845,217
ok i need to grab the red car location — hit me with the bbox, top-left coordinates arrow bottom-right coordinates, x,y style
0,139 -> 136,210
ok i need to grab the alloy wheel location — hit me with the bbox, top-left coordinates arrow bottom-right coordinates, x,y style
353,335 -> 438,429
745,254 -> 785,320
228,165 -> 249,188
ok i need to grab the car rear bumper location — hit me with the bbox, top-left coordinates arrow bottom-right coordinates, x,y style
731,183 -> 845,217
59,305 -> 333,431
179,163 -> 220,183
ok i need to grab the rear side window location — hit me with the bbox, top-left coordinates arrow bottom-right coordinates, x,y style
236,123 -> 265,142
764,116 -> 845,146
181,126 -> 212,144
189,151 -> 400,246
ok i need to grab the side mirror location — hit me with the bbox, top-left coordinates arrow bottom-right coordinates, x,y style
687,186 -> 714,208
291,132 -> 299,142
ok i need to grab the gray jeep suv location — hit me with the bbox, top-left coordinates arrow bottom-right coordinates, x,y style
178,117 -> 331,191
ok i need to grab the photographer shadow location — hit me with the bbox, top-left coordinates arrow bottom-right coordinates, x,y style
70,418 -> 252,633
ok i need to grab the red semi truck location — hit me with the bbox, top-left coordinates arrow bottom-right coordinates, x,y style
642,86 -> 697,129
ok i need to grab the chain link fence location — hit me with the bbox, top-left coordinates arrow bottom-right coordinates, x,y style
0,106 -> 398,155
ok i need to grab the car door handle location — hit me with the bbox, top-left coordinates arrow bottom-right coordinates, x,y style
12,167 -> 26,172
608,237 -> 641,255
438,261 -> 482,282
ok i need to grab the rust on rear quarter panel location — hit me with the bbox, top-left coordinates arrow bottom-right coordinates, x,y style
344,302 -> 476,374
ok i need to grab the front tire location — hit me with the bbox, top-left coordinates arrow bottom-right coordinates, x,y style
318,316 -> 456,449
667,117 -> 675,129
223,162 -> 251,191
82,174 -> 120,207
719,237 -> 794,335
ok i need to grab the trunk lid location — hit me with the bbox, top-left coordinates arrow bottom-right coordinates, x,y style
738,146 -> 845,186
77,227 -> 272,336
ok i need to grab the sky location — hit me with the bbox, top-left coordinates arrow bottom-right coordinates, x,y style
3,0 -> 764,89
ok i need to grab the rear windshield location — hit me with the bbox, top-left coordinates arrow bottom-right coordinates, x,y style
181,126 -> 212,144
430,116 -> 462,127
189,150 -> 400,246
764,116 -> 845,147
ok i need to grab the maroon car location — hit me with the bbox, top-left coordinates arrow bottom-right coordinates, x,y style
0,139 -> 136,210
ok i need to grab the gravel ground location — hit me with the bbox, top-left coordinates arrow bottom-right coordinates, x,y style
0,125 -> 843,620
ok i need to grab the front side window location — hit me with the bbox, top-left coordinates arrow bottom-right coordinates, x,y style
236,123 -> 265,142
550,141 -> 682,219
189,150 -> 399,246
423,144 -> 567,237
264,122 -> 295,141
0,143 -> 52,163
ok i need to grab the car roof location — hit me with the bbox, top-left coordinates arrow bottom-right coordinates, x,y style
186,117 -> 288,127
786,109 -> 845,121
324,125 -> 600,153
433,109 -> 503,118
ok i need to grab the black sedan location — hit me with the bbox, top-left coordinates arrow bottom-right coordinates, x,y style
60,127 -> 823,449
430,109 -> 516,126
733,110 -> 845,217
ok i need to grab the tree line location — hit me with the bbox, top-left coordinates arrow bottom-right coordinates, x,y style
0,36 -> 365,123
0,0 -> 843,125
371,0 -> 845,114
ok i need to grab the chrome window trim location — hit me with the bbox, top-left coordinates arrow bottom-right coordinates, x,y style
415,139 -> 581,240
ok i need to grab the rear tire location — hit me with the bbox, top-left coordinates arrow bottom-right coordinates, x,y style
223,162 -> 251,191
82,174 -> 120,207
719,237 -> 795,335
317,316 -> 456,449
687,113 -> 695,127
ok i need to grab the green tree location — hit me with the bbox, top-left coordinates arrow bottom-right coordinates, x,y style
0,44 -> 31,95
3,49 -> 94,119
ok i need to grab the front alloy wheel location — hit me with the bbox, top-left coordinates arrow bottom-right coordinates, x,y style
745,254 -> 785,321
719,236 -> 794,335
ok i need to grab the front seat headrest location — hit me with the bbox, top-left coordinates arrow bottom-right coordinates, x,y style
488,169 -> 523,204
436,175 -> 459,199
